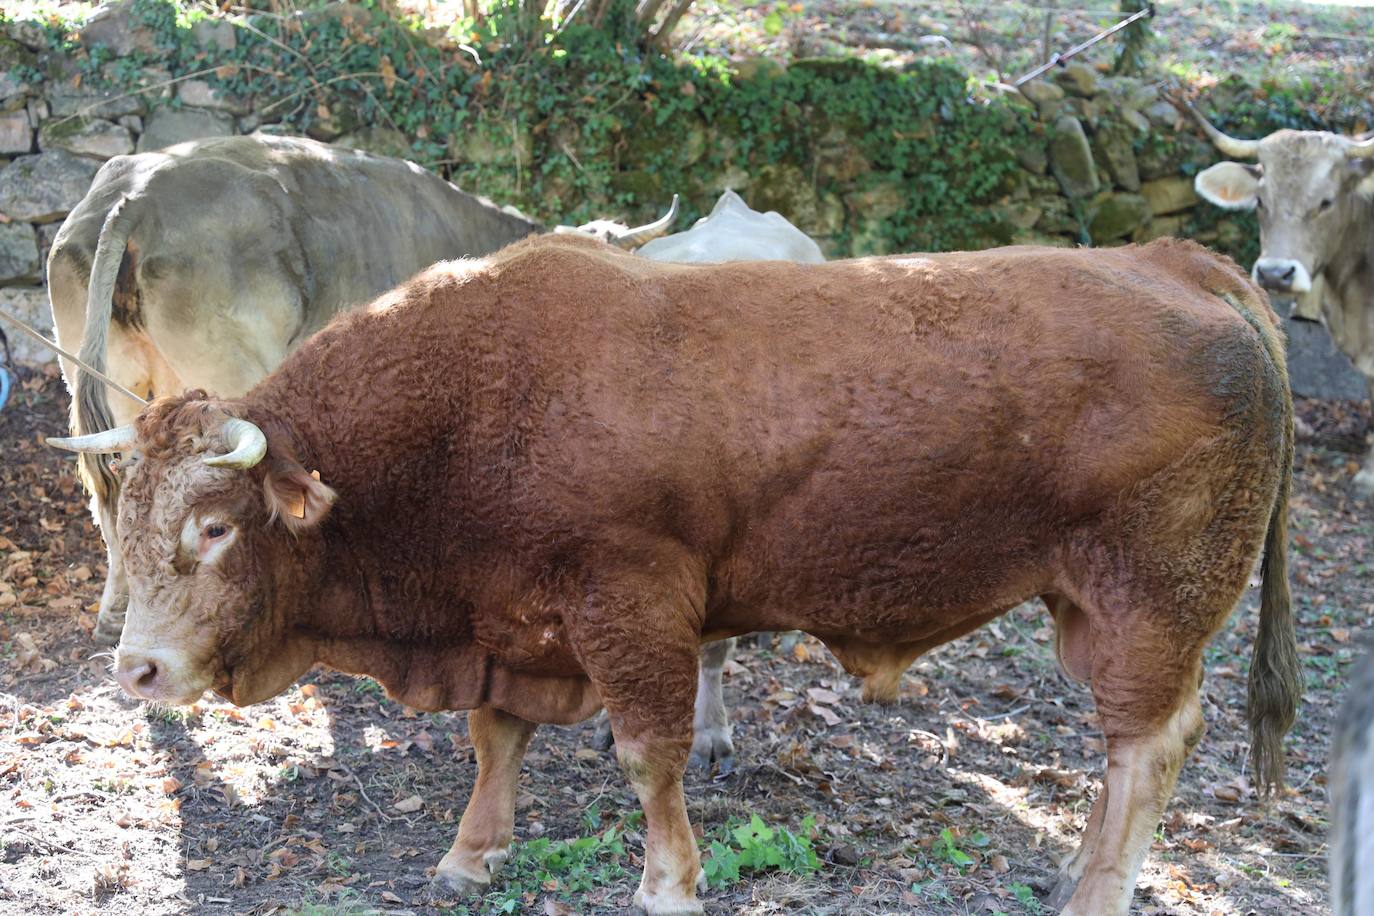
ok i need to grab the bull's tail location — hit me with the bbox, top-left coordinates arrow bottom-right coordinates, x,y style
1235,282 -> 1301,797
74,196 -> 140,510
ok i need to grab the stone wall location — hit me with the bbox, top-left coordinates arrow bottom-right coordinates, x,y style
0,4 -> 1363,404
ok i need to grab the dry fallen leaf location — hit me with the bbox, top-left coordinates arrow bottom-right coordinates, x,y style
1212,784 -> 1242,804
392,794 -> 424,813
807,687 -> 842,706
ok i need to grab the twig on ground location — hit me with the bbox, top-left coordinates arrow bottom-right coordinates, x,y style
338,761 -> 396,822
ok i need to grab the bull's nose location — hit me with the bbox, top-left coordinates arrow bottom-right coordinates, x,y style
115,655 -> 162,698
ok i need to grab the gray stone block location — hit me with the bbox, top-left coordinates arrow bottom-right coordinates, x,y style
137,107 -> 234,152
0,151 -> 99,223
0,109 -> 31,155
39,117 -> 134,160
0,285 -> 54,364
0,222 -> 40,283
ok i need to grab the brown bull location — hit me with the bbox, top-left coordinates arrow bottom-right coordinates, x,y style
50,236 -> 1300,915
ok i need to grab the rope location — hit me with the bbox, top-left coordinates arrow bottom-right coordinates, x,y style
0,306 -> 147,407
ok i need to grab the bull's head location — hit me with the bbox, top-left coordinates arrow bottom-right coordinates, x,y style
48,395 -> 335,706
1190,105 -> 1374,295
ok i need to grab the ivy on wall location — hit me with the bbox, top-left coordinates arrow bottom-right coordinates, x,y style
20,0 -> 1032,252
8,0 -> 1371,260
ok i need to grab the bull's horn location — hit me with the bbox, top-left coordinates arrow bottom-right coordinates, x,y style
46,424 -> 138,454
1185,101 -> 1261,159
1345,135 -> 1374,159
611,194 -> 680,248
204,418 -> 268,470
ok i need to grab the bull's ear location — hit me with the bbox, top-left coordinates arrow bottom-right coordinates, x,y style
1195,162 -> 1261,210
262,460 -> 336,532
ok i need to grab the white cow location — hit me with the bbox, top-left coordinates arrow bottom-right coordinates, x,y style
638,189 -> 825,264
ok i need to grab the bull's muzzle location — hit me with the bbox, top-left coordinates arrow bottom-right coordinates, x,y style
114,645 -> 207,704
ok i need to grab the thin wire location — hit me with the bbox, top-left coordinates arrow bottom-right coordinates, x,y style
1014,3 -> 1154,86
0,307 -> 148,407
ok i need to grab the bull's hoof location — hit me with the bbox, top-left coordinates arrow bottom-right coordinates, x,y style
433,847 -> 508,896
1046,873 -> 1077,911
688,727 -> 735,775
632,888 -> 706,915
1354,468 -> 1374,497
591,711 -> 615,752
432,868 -> 488,897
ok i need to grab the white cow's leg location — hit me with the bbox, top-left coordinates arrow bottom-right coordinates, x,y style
688,638 -> 735,772
595,638 -> 736,775
1331,652 -> 1374,915
92,500 -> 129,646
1354,447 -> 1374,496
1060,685 -> 1204,916
435,705 -> 536,894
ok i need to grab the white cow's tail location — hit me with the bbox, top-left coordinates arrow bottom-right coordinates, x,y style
74,196 -> 140,510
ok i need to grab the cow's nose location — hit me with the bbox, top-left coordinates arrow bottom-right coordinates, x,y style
115,656 -> 161,698
1256,263 -> 1296,290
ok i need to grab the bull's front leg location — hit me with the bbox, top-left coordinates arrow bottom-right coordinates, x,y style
434,705 -> 537,894
571,577 -> 706,915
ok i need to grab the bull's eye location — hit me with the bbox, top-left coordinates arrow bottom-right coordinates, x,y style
1255,198 -> 1264,210
205,524 -> 228,539
1319,198 -> 1333,211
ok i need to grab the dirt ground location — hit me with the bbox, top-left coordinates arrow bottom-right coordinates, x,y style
0,367 -> 1371,915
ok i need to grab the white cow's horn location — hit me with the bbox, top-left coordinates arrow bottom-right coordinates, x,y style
611,194 -> 680,248
1186,102 -> 1261,159
205,418 -> 268,470
46,424 -> 138,454
1345,136 -> 1374,160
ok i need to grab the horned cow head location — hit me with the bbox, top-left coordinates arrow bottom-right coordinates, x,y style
1189,103 -> 1374,295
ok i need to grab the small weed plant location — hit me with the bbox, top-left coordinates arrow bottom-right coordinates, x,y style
478,822 -> 632,913
934,826 -> 989,871
701,813 -> 820,888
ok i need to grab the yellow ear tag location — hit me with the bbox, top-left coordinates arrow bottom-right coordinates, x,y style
310,470 -> 321,481
286,489 -> 306,519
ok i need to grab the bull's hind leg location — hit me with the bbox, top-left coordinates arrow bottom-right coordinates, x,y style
435,705 -> 537,894
1059,659 -> 1206,916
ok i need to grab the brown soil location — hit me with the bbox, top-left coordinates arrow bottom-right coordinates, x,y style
1,370 -> 1370,915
